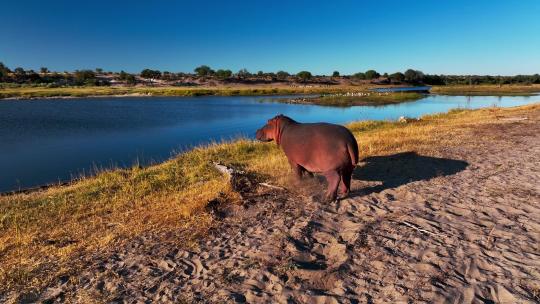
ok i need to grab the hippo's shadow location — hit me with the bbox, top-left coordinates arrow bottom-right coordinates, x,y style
351,152 -> 468,196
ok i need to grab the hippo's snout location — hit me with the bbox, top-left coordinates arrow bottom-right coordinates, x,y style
256,128 -> 272,142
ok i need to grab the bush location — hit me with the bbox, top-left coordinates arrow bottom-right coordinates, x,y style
126,74 -> 137,85
404,69 -> 424,84
353,72 -> 366,80
215,69 -> 232,79
276,71 -> 289,80
237,68 -> 251,79
74,70 -> 96,85
296,71 -> 312,82
140,69 -> 162,79
365,70 -> 380,80
194,65 -> 214,77
389,72 -> 405,83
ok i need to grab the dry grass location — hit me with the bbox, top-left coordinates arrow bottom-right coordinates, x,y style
1,103 -> 538,295
431,84 -> 540,96
0,85 -> 369,99
3,84 -> 540,100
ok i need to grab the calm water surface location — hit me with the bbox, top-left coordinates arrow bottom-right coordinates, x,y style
0,94 -> 538,192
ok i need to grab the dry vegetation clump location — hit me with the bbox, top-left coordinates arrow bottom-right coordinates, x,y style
308,92 -> 425,106
0,103 -> 538,295
431,84 -> 540,96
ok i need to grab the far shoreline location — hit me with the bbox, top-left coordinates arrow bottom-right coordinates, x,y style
1,84 -> 539,106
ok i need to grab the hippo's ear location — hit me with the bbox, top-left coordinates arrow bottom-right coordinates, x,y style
269,114 -> 280,123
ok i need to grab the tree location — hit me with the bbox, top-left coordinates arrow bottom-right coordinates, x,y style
119,70 -> 137,84
389,72 -> 405,83
13,67 -> 26,82
276,71 -> 289,80
140,69 -> 161,79
423,74 -> 445,85
364,70 -> 380,80
296,71 -> 312,82
40,67 -> 49,74
215,69 -> 232,79
194,65 -> 214,77
14,67 -> 25,75
404,69 -> 424,84
332,71 -> 340,77
161,71 -> 173,81
74,69 -> 97,85
125,74 -> 136,85
353,72 -> 366,80
257,70 -> 264,77
119,70 -> 128,80
0,62 -> 11,81
26,71 -> 41,83
95,68 -> 103,74
236,68 -> 251,79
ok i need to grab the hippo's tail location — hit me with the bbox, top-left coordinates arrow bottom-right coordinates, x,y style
348,138 -> 359,167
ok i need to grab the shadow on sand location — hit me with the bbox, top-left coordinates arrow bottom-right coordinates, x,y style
352,152 -> 469,196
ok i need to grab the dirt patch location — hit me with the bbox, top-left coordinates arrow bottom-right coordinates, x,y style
3,107 -> 540,303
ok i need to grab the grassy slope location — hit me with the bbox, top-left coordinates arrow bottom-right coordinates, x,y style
2,84 -> 539,102
431,84 -> 540,96
0,85 -> 365,99
1,103 -> 539,294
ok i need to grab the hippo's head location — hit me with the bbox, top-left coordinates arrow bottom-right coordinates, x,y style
256,114 -> 292,144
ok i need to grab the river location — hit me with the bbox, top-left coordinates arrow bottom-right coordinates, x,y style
0,94 -> 538,192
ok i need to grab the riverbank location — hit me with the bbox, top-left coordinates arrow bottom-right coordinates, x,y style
2,84 -> 539,104
1,103 -> 539,302
431,84 -> 540,96
0,85 -> 361,100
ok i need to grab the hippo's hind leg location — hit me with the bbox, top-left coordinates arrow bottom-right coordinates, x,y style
338,165 -> 353,199
323,170 -> 341,202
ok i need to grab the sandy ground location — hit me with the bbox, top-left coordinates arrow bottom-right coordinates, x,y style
12,109 -> 540,303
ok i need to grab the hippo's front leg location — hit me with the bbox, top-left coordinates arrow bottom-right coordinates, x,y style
303,170 -> 314,178
288,160 -> 303,180
322,170 -> 341,202
289,161 -> 314,180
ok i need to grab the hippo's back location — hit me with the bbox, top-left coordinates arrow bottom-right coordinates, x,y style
281,122 -> 359,171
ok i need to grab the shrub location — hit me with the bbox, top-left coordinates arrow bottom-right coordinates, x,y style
276,71 -> 289,80
365,69 -> 380,80
296,71 -> 312,82
194,65 -> 214,77
404,69 -> 424,84
353,72 -> 366,80
215,69 -> 232,79
140,69 -> 162,79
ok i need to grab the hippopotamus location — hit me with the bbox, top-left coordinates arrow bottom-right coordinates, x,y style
256,114 -> 359,201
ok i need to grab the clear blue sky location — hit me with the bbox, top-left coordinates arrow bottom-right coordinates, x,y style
1,0 -> 539,75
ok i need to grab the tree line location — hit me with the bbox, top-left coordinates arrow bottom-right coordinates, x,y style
1,62 -> 539,86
